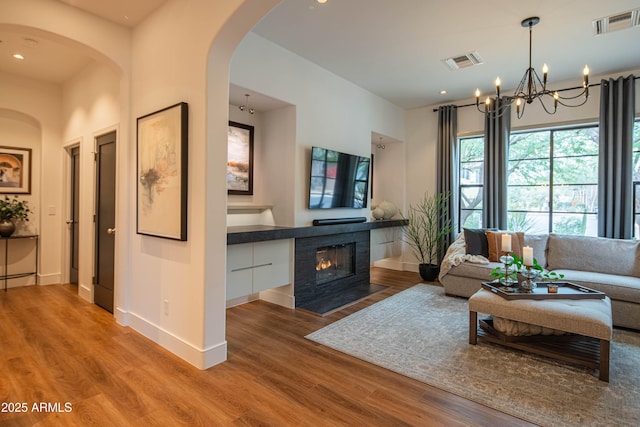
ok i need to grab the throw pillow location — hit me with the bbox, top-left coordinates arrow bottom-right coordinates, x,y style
463,228 -> 496,258
485,230 -> 525,262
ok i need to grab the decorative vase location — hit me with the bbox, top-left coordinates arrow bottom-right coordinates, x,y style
0,219 -> 16,238
419,263 -> 439,282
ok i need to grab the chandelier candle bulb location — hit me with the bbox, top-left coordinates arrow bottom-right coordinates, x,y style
542,63 -> 548,86
501,234 -> 511,252
523,246 -> 533,266
583,65 -> 590,78
495,77 -> 501,97
475,88 -> 480,105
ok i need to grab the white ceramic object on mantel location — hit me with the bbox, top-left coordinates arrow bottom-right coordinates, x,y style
372,207 -> 385,220
378,200 -> 397,219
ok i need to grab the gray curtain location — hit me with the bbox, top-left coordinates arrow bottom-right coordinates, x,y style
436,105 -> 458,258
598,75 -> 636,239
483,99 -> 511,229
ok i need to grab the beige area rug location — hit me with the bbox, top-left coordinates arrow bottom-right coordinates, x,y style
306,284 -> 640,427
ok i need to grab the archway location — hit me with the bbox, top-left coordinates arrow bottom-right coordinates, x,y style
202,0 -> 281,363
0,19 -> 128,308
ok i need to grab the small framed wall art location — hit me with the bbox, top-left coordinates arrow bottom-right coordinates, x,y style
136,102 -> 188,241
0,146 -> 32,194
227,121 -> 254,195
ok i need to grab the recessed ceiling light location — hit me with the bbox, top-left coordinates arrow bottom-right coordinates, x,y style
13,54 -> 24,60
440,90 -> 447,95
316,0 -> 328,4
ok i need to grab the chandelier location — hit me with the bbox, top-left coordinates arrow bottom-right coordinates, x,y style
238,93 -> 254,114
475,17 -> 590,119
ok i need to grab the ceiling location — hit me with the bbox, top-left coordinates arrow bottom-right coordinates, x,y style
1,0 -> 639,109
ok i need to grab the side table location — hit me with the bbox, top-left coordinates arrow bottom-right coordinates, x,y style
1,234 -> 39,292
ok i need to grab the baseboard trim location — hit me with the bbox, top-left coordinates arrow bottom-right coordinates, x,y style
372,258 -> 405,271
38,273 -> 61,286
259,286 -> 295,308
114,307 -> 130,326
226,293 -> 259,308
79,284 -> 93,302
128,312 -> 227,370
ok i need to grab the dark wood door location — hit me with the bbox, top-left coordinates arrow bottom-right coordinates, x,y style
94,131 -> 116,312
69,146 -> 80,284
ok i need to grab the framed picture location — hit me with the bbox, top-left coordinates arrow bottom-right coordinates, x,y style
227,121 -> 254,195
0,146 -> 31,194
136,102 -> 188,241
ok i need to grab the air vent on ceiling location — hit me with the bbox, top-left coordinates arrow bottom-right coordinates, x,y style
593,9 -> 640,35
442,51 -> 484,71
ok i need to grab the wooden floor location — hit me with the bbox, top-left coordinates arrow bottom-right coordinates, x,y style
0,268 -> 535,426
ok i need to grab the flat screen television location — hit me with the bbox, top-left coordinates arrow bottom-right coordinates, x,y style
308,146 -> 370,209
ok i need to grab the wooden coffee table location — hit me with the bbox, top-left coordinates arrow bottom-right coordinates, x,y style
468,287 -> 613,381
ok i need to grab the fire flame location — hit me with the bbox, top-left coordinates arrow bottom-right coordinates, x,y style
316,257 -> 333,271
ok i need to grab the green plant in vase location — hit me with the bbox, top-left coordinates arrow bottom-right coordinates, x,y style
0,195 -> 32,237
401,191 -> 453,281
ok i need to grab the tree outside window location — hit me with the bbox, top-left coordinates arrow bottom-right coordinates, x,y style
508,126 -> 599,236
458,136 -> 484,230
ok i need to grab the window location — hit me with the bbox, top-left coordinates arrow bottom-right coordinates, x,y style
458,120 -> 640,236
633,119 -> 640,238
508,126 -> 599,236
458,136 -> 484,230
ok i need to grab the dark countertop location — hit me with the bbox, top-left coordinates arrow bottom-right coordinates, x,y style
227,219 -> 407,245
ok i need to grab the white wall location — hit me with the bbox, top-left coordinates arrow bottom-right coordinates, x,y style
230,32 -> 406,226
61,61 -> 121,300
0,110 -> 41,287
227,102 -> 297,227
370,141 -> 405,214
0,71 -> 62,285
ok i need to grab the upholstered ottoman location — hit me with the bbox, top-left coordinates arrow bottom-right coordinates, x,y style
468,288 -> 613,381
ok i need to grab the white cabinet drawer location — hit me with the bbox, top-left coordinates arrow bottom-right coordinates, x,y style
226,239 -> 292,299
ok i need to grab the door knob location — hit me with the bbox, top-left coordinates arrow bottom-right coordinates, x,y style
107,228 -> 116,235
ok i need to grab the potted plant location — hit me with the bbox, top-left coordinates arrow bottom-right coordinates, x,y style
402,192 -> 453,281
0,195 -> 32,237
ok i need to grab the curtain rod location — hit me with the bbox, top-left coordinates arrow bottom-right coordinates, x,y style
432,75 -> 639,112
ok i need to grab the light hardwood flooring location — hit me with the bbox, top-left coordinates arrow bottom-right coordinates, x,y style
0,268 -> 535,426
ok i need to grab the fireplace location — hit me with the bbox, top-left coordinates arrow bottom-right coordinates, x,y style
315,243 -> 355,285
294,229 -> 385,314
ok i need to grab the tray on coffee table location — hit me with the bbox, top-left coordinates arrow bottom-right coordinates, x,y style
481,281 -> 605,300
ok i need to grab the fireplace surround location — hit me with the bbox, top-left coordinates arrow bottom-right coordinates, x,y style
295,230 -> 385,314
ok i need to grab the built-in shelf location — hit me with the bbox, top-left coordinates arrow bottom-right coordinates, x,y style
227,204 -> 273,214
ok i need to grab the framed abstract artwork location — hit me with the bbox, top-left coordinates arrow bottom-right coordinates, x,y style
136,102 -> 188,241
227,121 -> 254,195
0,146 -> 32,194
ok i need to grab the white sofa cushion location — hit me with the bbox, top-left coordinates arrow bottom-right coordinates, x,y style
546,233 -> 640,277
552,269 -> 640,304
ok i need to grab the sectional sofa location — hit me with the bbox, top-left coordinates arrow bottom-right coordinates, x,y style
438,232 -> 640,330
